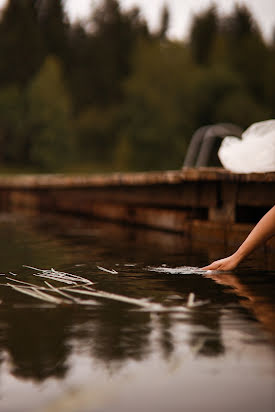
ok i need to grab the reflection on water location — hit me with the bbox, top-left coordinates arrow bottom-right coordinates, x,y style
0,213 -> 274,412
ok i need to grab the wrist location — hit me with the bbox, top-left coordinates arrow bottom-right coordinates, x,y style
234,249 -> 246,264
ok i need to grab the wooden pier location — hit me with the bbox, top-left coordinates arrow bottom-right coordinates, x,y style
0,167 -> 274,250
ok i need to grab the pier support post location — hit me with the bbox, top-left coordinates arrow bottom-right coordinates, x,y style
209,182 -> 238,223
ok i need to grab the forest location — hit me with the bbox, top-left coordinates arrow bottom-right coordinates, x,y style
0,0 -> 274,172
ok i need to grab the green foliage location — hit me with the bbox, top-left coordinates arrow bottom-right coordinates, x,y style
157,5 -> 170,40
75,104 -> 122,164
90,0 -> 149,105
221,4 -> 261,42
193,65 -> 243,125
0,56 -> 74,170
0,0 -> 273,173
37,0 -> 68,60
264,49 -> 275,114
189,6 -> 218,65
214,90 -> 269,127
0,0 -> 44,87
0,86 -> 27,162
27,56 -> 74,170
118,41 -> 198,170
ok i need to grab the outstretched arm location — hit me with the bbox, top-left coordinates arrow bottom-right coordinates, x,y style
202,205 -> 275,271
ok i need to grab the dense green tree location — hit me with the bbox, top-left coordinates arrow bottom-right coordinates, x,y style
214,90 -> 269,127
89,0 -> 149,105
189,6 -> 218,65
0,0 -> 273,172
75,104 -> 122,166
157,4 -> 170,40
36,0 -> 68,60
221,4 -> 261,41
117,41 -> 199,170
0,86 -> 27,162
193,65 -> 243,126
27,56 -> 74,170
264,44 -> 275,114
0,0 -> 44,87
219,5 -> 268,103
0,57 -> 74,170
66,1 -> 149,112
66,23 -> 97,111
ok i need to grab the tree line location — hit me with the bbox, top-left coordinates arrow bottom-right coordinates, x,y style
0,0 -> 274,172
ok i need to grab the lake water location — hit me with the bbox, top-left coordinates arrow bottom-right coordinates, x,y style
0,212 -> 274,412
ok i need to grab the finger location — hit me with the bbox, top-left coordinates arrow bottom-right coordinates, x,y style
201,263 -> 219,270
201,265 -> 218,270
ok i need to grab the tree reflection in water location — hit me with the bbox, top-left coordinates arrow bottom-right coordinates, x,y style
0,212 -> 274,387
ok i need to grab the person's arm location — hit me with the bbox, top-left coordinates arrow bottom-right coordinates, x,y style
202,205 -> 275,271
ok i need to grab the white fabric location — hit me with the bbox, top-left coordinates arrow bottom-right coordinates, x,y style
218,119 -> 275,173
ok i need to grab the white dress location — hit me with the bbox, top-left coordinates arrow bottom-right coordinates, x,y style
218,119 -> 275,173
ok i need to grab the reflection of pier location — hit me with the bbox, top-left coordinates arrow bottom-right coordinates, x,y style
0,211 -> 274,385
0,168 -> 274,250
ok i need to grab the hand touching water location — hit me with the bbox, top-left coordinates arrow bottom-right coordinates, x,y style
202,206 -> 275,271
202,254 -> 241,271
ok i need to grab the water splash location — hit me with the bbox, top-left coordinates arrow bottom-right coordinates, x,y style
0,266 -> 209,311
147,266 -> 206,275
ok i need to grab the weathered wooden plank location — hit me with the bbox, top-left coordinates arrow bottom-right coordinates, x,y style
0,168 -> 274,189
237,182 -> 275,206
47,183 -> 216,208
0,169 -> 274,255
9,190 -> 41,210
51,198 -> 198,232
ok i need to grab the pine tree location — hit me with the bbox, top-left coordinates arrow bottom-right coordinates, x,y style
157,5 -> 170,40
66,23 -> 94,111
90,0 -> 149,105
222,4 -> 261,41
36,0 -> 68,60
27,56 -> 74,170
189,6 -> 218,65
221,5 -> 268,103
0,0 -> 44,87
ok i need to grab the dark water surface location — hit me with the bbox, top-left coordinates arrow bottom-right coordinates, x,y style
0,212 -> 274,412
